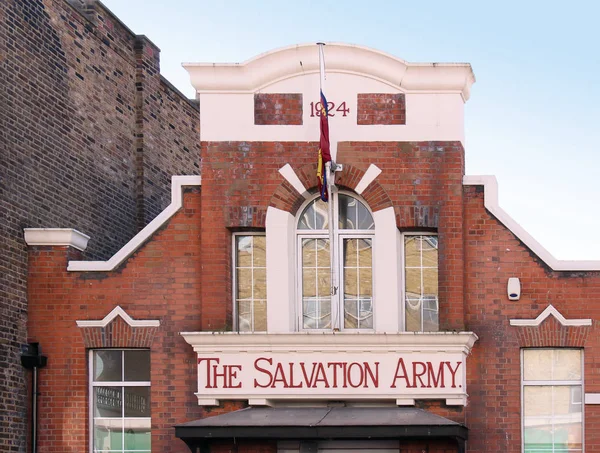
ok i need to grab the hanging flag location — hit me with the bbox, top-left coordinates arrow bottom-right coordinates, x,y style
316,91 -> 331,201
316,44 -> 331,202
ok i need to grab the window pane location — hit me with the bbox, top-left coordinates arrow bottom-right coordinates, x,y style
405,298 -> 421,332
422,297 -> 439,332
236,235 -> 252,267
524,350 -> 581,381
404,236 -> 420,267
298,199 -> 329,230
94,350 -> 122,382
236,268 -> 252,299
237,300 -> 252,332
554,350 -> 582,380
303,298 -> 331,329
302,269 -> 316,297
124,350 -> 150,382
360,268 -> 373,297
338,194 -> 357,229
253,236 -> 266,267
124,387 -> 150,417
344,298 -> 373,329
94,387 -> 122,417
357,239 -> 372,267
405,268 -> 422,295
524,386 -> 582,453
124,418 -> 151,451
253,269 -> 267,299
423,268 -> 438,295
344,268 -> 358,297
94,419 -> 123,452
338,194 -> 373,230
253,299 -> 267,331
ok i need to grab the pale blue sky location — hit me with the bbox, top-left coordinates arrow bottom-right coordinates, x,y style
102,0 -> 600,260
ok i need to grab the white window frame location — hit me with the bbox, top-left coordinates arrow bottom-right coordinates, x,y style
295,191 -> 375,331
401,232 -> 439,332
89,349 -> 151,453
520,348 -> 585,453
232,232 -> 267,332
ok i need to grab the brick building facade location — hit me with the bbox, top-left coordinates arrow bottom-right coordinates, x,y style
13,40 -> 600,453
0,1 -> 200,451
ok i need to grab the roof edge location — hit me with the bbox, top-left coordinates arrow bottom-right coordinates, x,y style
68,175 -> 201,272
184,43 -> 475,100
464,175 -> 600,271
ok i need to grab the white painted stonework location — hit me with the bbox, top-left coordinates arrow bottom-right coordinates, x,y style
24,228 -> 90,251
67,175 -> 201,272
184,43 -> 475,151
181,332 -> 478,407
509,304 -> 592,327
76,306 -> 160,328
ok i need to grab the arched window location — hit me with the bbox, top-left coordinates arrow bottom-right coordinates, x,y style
297,193 -> 374,330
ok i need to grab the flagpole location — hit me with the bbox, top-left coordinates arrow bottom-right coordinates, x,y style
318,42 -> 339,330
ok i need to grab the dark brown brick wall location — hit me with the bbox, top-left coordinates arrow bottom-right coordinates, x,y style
254,93 -> 303,125
357,93 -> 406,125
0,1 -> 199,451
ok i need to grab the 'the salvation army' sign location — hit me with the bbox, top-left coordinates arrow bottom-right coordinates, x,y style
181,332 -> 478,406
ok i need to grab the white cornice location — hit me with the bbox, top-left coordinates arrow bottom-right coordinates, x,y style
180,331 -> 479,354
509,304 -> 592,327
24,228 -> 90,251
68,175 -> 201,272
184,43 -> 476,101
464,175 -> 600,271
76,306 -> 160,328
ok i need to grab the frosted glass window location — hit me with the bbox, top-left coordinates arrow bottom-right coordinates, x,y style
522,349 -> 582,453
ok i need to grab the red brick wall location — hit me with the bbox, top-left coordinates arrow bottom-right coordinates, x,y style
27,189 -> 203,453
463,184 -> 600,452
1,1 -> 200,450
357,93 -> 406,125
254,94 -> 303,125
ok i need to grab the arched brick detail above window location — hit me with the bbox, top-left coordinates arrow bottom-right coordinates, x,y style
270,162 -> 393,215
513,316 -> 592,348
77,306 -> 160,348
510,305 -> 593,347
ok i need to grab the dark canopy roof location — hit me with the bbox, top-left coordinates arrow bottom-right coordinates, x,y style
176,407 -> 467,452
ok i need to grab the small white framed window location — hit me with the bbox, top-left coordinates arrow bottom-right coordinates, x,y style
296,192 -> 374,331
521,348 -> 583,453
402,233 -> 438,332
233,233 -> 267,332
90,349 -> 151,453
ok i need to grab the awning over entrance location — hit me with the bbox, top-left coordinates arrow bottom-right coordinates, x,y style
175,407 -> 468,453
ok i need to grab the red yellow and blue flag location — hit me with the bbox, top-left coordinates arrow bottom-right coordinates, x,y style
316,91 -> 331,201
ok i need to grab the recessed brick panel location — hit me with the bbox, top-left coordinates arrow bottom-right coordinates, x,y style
254,93 -> 303,125
357,93 -> 406,125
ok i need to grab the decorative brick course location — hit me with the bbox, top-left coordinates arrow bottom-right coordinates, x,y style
357,93 -> 406,125
254,93 -> 303,125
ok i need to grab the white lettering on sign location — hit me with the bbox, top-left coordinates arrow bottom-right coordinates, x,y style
195,352 -> 466,403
